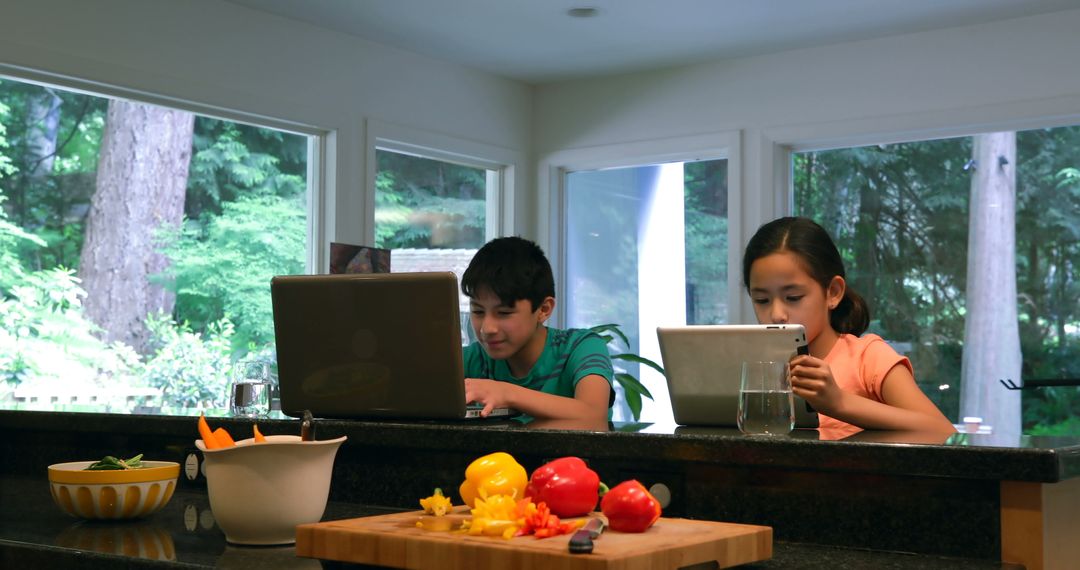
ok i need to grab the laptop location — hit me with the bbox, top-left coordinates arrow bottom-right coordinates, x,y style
656,324 -> 819,428
270,272 -> 514,420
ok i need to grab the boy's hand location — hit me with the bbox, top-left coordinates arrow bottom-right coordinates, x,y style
787,355 -> 844,416
464,378 -> 512,417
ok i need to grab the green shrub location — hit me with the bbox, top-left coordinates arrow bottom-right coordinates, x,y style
142,312 -> 236,409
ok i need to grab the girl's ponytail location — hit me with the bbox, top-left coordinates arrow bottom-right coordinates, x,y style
832,288 -> 869,336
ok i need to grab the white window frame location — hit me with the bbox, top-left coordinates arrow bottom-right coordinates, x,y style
363,119 -> 521,250
538,130 -> 741,327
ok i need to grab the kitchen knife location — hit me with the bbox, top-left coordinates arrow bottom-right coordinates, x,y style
568,517 -> 605,554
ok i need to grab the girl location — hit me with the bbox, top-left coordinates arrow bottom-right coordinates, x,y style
743,217 -> 954,434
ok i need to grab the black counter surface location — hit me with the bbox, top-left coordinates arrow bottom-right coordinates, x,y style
5,407 -> 1075,566
0,476 -> 1020,569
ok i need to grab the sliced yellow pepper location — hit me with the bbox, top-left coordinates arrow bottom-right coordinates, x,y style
419,488 -> 453,516
461,490 -> 522,539
458,452 -> 527,508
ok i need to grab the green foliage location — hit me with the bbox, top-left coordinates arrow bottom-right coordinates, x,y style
589,323 -> 664,421
186,118 -> 306,219
142,312 -> 234,408
1,77 -> 308,410
0,264 -> 140,388
156,195 -> 306,355
1028,415 -> 1080,436
0,80 -> 107,272
374,149 -> 486,249
684,160 -> 729,324
795,128 -> 1080,428
0,88 -> 17,180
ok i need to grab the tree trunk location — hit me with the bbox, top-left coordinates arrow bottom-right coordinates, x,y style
960,132 -> 1021,440
79,100 -> 194,353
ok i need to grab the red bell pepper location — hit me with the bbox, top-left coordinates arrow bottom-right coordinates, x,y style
525,457 -> 602,518
600,479 -> 661,532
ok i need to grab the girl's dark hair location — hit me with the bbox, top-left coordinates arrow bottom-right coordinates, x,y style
461,236 -> 555,311
741,217 -> 870,336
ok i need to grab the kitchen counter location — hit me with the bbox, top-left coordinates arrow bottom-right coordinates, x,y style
3,408 -> 1077,568
0,476 -> 1019,569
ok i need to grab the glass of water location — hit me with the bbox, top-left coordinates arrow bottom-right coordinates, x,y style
737,360 -> 794,436
230,360 -> 272,418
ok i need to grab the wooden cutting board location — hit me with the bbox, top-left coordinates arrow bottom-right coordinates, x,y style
295,510 -> 772,570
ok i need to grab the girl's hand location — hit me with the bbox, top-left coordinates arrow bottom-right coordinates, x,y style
787,355 -> 844,416
464,378 -> 511,417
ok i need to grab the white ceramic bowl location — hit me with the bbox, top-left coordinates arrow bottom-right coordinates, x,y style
196,434 -> 346,545
47,461 -> 180,520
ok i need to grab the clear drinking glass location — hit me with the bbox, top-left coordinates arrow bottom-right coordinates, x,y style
737,360 -> 795,436
230,360 -> 272,418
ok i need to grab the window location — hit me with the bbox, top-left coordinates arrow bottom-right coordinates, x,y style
374,147 -> 499,344
564,158 -> 728,422
793,125 -> 1080,436
0,76 -> 310,413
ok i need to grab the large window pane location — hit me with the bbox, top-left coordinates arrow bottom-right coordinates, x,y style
0,76 -> 309,414
564,159 -> 727,422
374,148 -> 493,344
794,125 -> 1080,436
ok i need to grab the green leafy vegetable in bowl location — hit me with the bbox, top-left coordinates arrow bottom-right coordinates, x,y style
84,454 -> 145,470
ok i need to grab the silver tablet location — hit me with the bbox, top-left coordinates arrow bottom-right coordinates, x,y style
656,324 -> 818,428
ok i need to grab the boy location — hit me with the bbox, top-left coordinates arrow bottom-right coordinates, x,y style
461,236 -> 614,422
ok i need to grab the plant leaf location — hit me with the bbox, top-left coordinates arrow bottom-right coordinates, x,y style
624,385 -> 643,421
615,372 -> 654,400
589,323 -> 630,348
611,353 -> 666,376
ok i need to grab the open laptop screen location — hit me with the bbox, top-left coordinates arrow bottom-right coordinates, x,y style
271,272 -> 472,419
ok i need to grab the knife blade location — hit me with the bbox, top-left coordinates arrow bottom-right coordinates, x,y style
568,517 -> 605,554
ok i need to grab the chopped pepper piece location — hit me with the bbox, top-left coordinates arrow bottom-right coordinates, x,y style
517,500 -> 584,539
420,488 -> 453,516
462,490 -> 522,539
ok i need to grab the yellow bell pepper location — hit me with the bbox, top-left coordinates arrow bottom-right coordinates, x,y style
458,451 -> 527,508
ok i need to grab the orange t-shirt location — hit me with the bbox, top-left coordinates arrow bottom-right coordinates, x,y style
818,333 -> 912,436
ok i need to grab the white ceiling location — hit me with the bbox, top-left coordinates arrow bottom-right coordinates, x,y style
224,0 -> 1080,84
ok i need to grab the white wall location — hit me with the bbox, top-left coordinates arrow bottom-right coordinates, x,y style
533,7 -> 1080,322
0,0 -> 534,267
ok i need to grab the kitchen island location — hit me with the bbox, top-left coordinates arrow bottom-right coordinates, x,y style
2,408 -> 1074,568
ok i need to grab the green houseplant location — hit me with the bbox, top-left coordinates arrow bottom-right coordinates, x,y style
589,323 -> 665,421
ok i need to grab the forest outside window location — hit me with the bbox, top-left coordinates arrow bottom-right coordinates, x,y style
793,125 -> 1080,438
0,76 -> 310,414
373,147 -> 495,343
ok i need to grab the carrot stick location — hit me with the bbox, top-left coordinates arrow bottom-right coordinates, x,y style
253,424 -> 267,443
198,413 -> 221,449
213,427 -> 236,447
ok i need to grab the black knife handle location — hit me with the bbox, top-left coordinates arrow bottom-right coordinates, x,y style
568,529 -> 594,554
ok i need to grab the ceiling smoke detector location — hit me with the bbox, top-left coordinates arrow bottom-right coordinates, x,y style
567,7 -> 599,18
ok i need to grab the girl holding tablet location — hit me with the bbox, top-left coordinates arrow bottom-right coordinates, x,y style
743,217 -> 954,434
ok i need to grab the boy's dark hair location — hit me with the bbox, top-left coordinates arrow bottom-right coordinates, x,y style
742,216 -> 870,336
461,236 -> 555,311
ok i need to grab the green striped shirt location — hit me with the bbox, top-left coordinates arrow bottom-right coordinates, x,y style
463,328 -> 614,415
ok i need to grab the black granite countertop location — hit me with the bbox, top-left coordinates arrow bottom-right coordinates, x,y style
4,408 -> 1079,482
4,407 -> 1072,564
0,475 -> 1020,569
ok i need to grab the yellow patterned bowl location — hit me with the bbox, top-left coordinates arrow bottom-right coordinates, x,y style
47,461 -> 180,520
